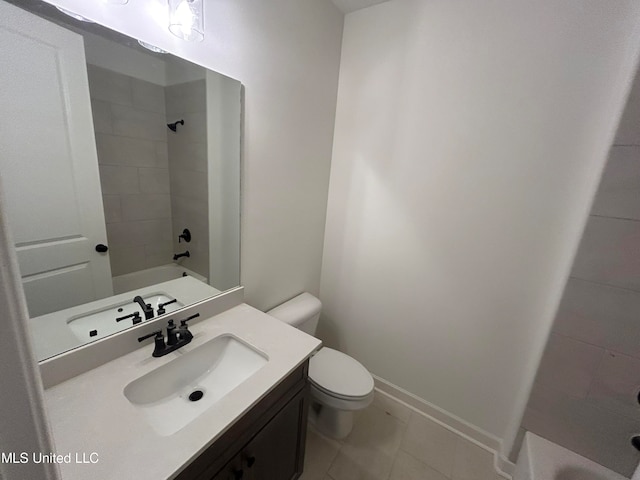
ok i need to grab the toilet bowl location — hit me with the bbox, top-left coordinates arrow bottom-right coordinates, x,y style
267,293 -> 374,439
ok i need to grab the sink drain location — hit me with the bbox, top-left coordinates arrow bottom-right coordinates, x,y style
188,390 -> 204,402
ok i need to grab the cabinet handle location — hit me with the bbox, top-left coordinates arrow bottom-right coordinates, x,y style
245,456 -> 256,468
232,468 -> 243,480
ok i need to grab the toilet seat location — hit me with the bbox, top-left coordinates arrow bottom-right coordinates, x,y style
309,347 -> 374,400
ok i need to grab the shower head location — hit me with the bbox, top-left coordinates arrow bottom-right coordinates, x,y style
167,119 -> 184,132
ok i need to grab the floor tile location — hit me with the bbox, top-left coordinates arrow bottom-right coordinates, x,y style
452,437 -> 498,480
389,450 -> 448,480
400,412 -> 458,477
372,391 -> 412,424
328,405 -> 406,480
300,429 -> 341,480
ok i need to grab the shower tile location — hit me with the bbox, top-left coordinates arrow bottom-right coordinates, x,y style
102,195 -> 121,224
534,333 -> 605,398
139,168 -> 170,194
165,80 -> 206,116
588,351 -> 640,419
171,195 -> 208,227
90,99 -> 112,135
553,278 -> 640,358
167,138 -> 207,173
98,165 -> 139,195
87,65 -> 132,106
96,134 -> 163,168
169,169 -> 208,201
109,245 -> 146,276
571,215 -> 640,292
132,78 -> 166,115
106,221 -> 147,248
111,104 -> 167,142
106,219 -> 172,248
389,450 -> 448,480
140,219 -> 173,244
144,243 -> 174,269
121,194 -> 171,221
592,146 -> 640,220
155,142 -> 169,168
400,411 -> 458,477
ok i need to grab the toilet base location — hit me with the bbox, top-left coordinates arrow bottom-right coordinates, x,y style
309,400 -> 354,439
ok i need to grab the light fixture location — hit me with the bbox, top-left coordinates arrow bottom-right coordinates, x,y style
55,6 -> 95,22
137,40 -> 168,54
104,0 -> 129,4
168,0 -> 204,42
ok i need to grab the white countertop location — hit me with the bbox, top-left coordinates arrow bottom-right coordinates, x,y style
44,303 -> 321,480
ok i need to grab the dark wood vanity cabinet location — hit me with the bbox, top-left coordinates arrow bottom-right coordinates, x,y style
176,361 -> 309,480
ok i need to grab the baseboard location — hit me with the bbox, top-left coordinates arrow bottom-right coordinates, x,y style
373,375 -> 515,478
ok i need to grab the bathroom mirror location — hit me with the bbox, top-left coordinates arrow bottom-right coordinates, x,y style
0,0 -> 241,361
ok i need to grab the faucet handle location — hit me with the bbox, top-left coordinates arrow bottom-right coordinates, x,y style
179,313 -> 200,327
138,330 -> 162,342
116,312 -> 142,324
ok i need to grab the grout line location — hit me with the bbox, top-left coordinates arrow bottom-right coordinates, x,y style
399,448 -> 456,480
589,214 -> 640,223
548,330 -> 609,353
568,276 -> 640,295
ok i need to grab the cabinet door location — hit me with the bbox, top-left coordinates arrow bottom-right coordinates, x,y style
207,454 -> 244,480
243,388 -> 308,480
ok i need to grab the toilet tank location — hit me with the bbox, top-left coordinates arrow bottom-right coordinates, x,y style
267,292 -> 322,336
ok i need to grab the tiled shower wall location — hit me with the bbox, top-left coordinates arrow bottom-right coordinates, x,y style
88,65 -> 174,277
165,80 -> 209,279
521,69 -> 640,477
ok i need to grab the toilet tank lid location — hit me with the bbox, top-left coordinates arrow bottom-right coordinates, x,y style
267,292 -> 322,326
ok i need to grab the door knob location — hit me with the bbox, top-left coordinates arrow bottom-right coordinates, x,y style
95,244 -> 109,253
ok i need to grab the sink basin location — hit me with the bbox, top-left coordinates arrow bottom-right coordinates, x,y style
124,334 -> 268,436
67,294 -> 183,342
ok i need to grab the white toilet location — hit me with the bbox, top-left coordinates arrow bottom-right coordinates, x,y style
267,292 -> 374,439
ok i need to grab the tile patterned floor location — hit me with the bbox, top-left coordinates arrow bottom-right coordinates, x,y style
300,391 -> 507,480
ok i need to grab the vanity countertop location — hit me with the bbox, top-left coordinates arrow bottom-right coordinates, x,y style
43,303 -> 321,480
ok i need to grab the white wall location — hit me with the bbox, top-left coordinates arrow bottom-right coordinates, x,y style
321,0 -> 640,454
43,0 -> 344,310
